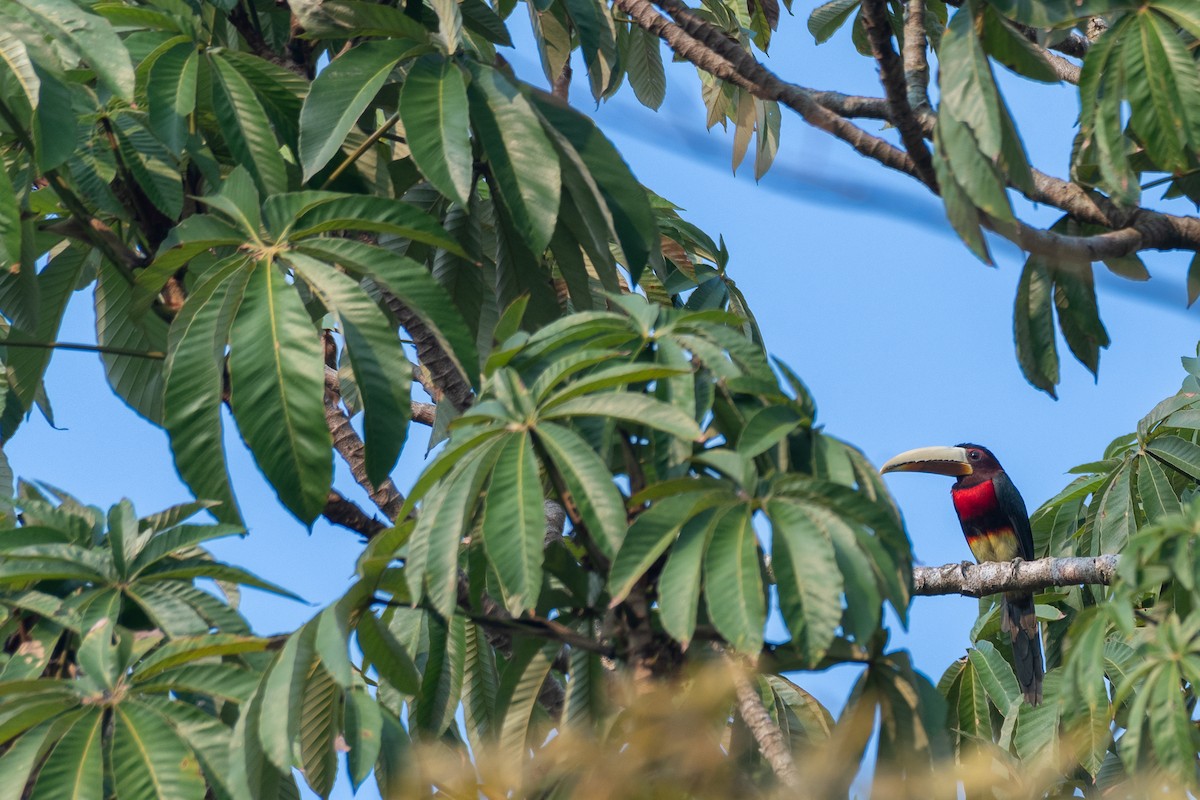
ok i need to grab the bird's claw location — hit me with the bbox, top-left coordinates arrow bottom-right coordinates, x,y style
960,560 -> 973,578
1010,557 -> 1024,578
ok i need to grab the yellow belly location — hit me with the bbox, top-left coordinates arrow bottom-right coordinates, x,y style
967,527 -> 1020,562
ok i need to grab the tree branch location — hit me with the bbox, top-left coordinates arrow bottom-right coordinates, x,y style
860,0 -> 937,188
902,0 -> 932,110
381,295 -> 475,411
912,555 -> 1119,597
726,654 -> 801,790
321,490 -> 389,539
617,0 -> 1200,261
613,0 -> 920,179
323,367 -> 406,521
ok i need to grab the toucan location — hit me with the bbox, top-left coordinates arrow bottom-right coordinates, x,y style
880,444 -> 1043,705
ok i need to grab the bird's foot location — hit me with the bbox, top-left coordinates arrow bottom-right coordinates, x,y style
1010,557 -> 1024,578
960,560 -> 973,578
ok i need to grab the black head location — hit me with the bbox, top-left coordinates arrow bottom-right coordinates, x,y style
954,443 -> 1004,484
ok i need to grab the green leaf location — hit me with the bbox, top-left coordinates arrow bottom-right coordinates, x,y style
703,505 -> 764,653
406,436 -> 504,616
1014,256 -> 1059,397
466,62 -> 561,254
30,710 -> 104,800
542,393 -> 702,441
305,0 -> 430,39
399,57 -> 472,207
287,195 -> 464,255
1147,435 -> 1200,481
299,40 -> 408,182
344,685 -> 382,790
357,612 -> 421,694
533,421 -> 627,560
228,261 -> 332,525
298,664 -> 340,797
1189,254 -> 1200,307
1136,454 -> 1181,523
623,24 -> 666,110
112,703 -> 205,800
968,640 -> 1020,709
1096,462 -> 1134,554
7,245 -> 87,414
287,252 -> 410,485
461,622 -> 499,753
209,52 -> 289,197
496,640 -> 557,762
14,0 -> 134,101
1125,10 -> 1200,174
95,261 -> 168,424
737,405 -> 802,458
979,5 -> 1057,82
460,0 -> 512,46
480,432 -> 544,614
146,41 -> 198,156
257,624 -> 317,772
0,144 -> 21,269
1051,255 -> 1108,376
415,614 -> 466,735
0,28 -> 39,110
657,508 -> 721,645
531,94 -> 658,283
767,500 -> 843,664
808,0 -> 859,43
563,0 -> 618,100
164,259 -> 250,525
295,238 -> 478,388
111,112 -> 183,219
609,492 -> 723,603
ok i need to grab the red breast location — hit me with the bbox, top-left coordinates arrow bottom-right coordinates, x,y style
951,479 -> 998,521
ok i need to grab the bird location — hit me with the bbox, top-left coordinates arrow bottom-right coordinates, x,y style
880,443 -> 1043,705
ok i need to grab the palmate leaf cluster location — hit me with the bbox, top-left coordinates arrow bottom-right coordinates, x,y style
0,486 -> 284,798
1,0 -> 1200,796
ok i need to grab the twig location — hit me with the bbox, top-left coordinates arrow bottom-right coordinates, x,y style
0,339 -> 163,360
912,555 -> 1119,597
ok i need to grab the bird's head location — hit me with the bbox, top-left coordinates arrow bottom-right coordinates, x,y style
879,443 -> 1003,485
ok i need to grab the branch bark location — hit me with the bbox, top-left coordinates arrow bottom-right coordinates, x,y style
726,654 -> 801,790
323,367 -> 406,521
860,0 -> 937,188
901,0 -> 932,111
321,490 -> 388,539
912,555 -> 1119,597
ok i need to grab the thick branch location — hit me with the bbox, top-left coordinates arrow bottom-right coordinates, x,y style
860,0 -> 937,187
322,490 -> 388,539
726,655 -> 801,789
912,555 -> 1119,597
382,295 -> 475,411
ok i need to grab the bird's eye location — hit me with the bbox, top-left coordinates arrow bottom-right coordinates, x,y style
969,450 -> 981,460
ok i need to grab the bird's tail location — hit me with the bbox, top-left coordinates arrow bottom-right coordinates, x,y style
1002,592 -> 1043,705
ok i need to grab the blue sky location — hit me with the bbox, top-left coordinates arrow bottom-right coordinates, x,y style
11,7 -> 1200,797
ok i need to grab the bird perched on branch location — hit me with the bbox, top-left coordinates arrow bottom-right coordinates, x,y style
880,444 -> 1043,705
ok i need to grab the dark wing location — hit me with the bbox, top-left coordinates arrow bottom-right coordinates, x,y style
992,472 -> 1034,560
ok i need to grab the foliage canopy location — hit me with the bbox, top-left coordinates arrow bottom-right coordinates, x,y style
2,0 -> 1200,796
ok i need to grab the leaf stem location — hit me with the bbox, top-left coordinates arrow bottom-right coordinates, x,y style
320,112 -> 402,189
